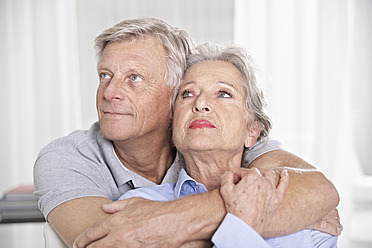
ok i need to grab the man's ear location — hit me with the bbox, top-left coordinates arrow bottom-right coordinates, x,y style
245,121 -> 260,148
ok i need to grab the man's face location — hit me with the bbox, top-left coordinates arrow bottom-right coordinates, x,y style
96,38 -> 174,143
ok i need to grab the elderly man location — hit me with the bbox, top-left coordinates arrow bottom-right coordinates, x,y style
34,18 -> 340,248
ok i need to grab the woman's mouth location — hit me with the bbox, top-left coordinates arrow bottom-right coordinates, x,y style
189,120 -> 216,129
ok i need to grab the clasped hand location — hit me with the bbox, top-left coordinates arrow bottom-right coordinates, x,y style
220,168 -> 289,235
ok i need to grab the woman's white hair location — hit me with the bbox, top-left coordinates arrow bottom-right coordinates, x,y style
94,17 -> 194,87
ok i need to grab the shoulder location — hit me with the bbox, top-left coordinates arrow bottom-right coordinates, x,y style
33,121 -> 114,188
243,137 -> 283,167
33,122 -> 121,217
37,122 -> 103,156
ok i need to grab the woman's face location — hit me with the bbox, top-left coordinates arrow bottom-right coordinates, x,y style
172,60 -> 259,154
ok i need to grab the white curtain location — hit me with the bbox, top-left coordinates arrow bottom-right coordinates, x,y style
234,0 -> 371,247
1,0 -> 82,246
1,0 -> 371,247
0,0 -> 82,191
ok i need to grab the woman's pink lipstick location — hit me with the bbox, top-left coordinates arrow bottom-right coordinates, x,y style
189,120 -> 216,129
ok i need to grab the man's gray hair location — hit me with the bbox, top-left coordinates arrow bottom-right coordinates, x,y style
173,42 -> 272,140
94,18 -> 194,87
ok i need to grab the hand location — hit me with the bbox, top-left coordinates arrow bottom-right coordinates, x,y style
220,168 -> 289,235
308,208 -> 343,236
73,197 -> 185,248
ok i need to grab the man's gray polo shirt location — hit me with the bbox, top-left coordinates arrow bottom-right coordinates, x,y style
34,122 -> 281,219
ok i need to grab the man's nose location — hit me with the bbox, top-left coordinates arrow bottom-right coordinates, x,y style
103,77 -> 125,101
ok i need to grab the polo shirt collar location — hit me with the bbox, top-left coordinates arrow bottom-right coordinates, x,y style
110,146 -> 183,188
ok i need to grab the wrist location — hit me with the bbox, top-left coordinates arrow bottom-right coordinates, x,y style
184,189 -> 226,240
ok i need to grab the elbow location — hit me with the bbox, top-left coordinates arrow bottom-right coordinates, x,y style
322,178 -> 340,211
329,182 -> 340,209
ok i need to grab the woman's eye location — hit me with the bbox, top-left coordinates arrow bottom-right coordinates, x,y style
181,90 -> 193,99
100,73 -> 111,80
130,74 -> 143,82
218,91 -> 232,98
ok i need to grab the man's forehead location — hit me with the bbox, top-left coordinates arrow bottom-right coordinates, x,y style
104,37 -> 165,56
98,38 -> 166,69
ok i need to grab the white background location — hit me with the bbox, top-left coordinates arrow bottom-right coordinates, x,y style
1,0 -> 371,247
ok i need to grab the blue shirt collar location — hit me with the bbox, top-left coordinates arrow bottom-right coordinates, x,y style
175,168 -> 208,198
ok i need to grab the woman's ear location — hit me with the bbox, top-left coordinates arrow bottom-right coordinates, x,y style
245,121 -> 260,148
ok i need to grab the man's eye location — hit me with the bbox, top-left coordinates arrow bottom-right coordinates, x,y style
218,91 -> 232,98
181,90 -> 193,99
100,73 -> 111,80
130,74 -> 143,82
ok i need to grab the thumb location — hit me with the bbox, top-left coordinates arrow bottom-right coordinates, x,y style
220,171 -> 234,199
102,200 -> 128,213
276,170 -> 289,201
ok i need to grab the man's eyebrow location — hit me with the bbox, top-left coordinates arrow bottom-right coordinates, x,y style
97,63 -> 111,71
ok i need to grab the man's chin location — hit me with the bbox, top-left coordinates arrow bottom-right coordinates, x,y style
99,120 -> 134,141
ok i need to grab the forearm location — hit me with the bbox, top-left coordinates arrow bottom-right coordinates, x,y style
262,169 -> 339,237
250,150 -> 339,238
73,192 -> 226,248
48,197 -> 112,248
172,189 -> 226,243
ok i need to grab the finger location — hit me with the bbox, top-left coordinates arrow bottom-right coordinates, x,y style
276,170 -> 289,200
309,218 -> 342,236
262,169 -> 277,187
73,223 -> 109,248
102,200 -> 128,214
254,167 -> 262,176
233,172 -> 241,184
85,235 -> 113,248
235,167 -> 262,179
322,209 -> 343,233
234,168 -> 250,178
220,171 -> 234,199
330,208 -> 341,221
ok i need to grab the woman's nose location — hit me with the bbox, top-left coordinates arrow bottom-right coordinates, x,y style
194,106 -> 210,112
193,95 -> 212,113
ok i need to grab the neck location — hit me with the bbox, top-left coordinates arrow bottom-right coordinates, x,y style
113,131 -> 176,184
183,150 -> 243,191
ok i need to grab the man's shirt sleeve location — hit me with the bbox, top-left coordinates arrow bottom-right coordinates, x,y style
243,137 -> 283,166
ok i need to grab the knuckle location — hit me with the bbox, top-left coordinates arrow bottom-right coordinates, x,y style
85,226 -> 97,239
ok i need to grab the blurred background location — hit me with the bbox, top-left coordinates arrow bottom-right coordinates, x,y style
1,0 -> 371,247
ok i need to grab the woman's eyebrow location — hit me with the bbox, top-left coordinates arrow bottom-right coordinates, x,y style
216,81 -> 237,90
181,81 -> 196,87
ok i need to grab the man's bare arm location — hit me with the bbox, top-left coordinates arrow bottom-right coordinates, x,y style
74,191 -> 225,248
249,150 -> 340,238
73,149 -> 340,247
48,197 -> 112,248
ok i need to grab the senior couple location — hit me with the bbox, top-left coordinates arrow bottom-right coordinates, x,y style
34,18 -> 341,247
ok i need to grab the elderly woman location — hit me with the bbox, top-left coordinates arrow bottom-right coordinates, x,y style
119,43 -> 338,248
